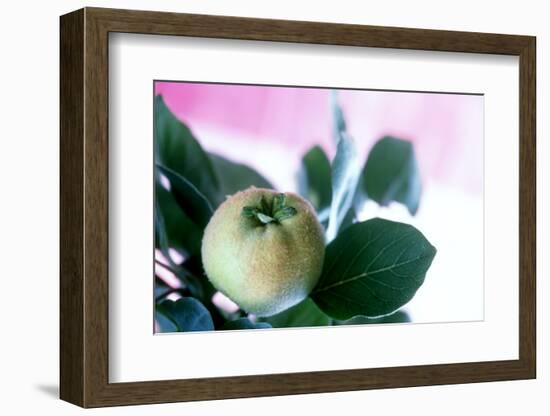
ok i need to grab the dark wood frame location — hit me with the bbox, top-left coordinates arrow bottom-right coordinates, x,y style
60,7 -> 536,408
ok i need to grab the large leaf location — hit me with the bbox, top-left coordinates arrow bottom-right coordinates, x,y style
363,136 -> 422,215
311,218 -> 436,320
261,298 -> 330,328
326,92 -> 361,242
156,164 -> 214,229
155,95 -> 221,206
155,298 -> 214,332
221,318 -> 272,331
209,153 -> 273,200
298,146 -> 332,212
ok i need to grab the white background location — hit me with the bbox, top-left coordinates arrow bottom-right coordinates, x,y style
110,34 -> 517,382
0,0 -> 546,415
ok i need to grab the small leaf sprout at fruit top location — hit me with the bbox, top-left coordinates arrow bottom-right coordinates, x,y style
241,193 -> 298,225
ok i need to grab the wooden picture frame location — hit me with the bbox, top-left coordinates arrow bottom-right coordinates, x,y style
60,7 -> 536,408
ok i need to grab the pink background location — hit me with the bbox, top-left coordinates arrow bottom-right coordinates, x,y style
155,81 -> 484,196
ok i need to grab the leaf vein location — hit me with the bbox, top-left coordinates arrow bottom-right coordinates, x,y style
314,252 -> 432,293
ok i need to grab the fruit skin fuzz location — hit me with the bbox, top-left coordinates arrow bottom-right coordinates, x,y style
201,187 -> 326,317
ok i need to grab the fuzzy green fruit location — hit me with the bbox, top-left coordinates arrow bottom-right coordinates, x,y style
201,187 -> 325,317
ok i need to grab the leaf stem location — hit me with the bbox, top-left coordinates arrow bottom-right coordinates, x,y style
155,258 -> 177,273
155,258 -> 194,279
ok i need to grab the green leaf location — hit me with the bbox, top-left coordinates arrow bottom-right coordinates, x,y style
298,146 -> 332,211
331,90 -> 347,144
154,191 -> 206,300
242,206 -> 260,218
155,95 -> 221,205
155,298 -> 215,332
260,298 -> 330,328
173,256 -> 229,328
155,178 -> 203,256
155,186 -> 172,257
154,277 -> 170,296
326,132 -> 361,241
209,153 -> 273,200
155,257 -> 203,299
335,310 -> 411,325
155,182 -> 204,298
363,136 -> 422,215
260,195 -> 271,215
155,310 -> 179,333
273,193 -> 285,213
326,92 -> 361,242
311,218 -> 436,320
221,318 -> 272,331
156,164 -> 214,229
273,206 -> 297,222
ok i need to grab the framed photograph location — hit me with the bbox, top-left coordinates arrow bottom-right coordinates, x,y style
60,7 -> 536,408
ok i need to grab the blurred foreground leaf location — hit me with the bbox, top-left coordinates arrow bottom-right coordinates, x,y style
326,92 -> 361,241
156,298 -> 214,332
362,136 -> 422,215
210,153 -> 273,200
298,146 -> 332,212
312,218 -> 436,320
